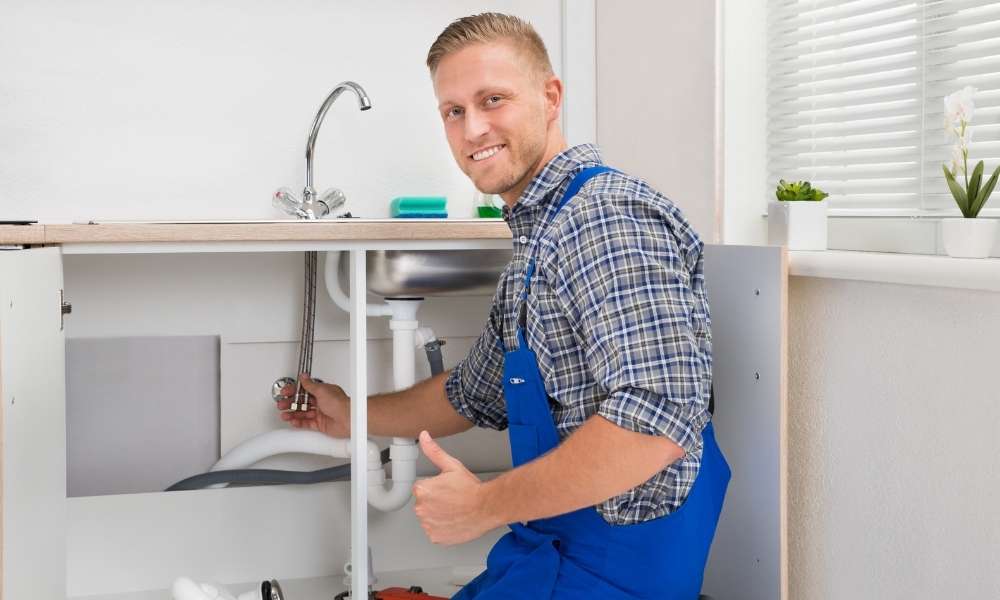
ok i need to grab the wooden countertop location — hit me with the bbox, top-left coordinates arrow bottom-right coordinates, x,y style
0,224 -> 45,244
0,219 -> 512,245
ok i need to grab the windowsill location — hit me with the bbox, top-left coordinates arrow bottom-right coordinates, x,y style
788,250 -> 1000,293
827,209 -> 1000,219
759,208 -> 1000,219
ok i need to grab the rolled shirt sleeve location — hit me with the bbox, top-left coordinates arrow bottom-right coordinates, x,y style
444,284 -> 509,431
550,194 -> 711,455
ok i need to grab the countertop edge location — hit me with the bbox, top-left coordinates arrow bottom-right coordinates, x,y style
0,221 -> 513,244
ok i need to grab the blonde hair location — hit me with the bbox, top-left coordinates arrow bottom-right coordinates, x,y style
426,12 -> 554,79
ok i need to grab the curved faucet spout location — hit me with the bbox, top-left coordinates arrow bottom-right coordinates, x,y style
305,81 -> 372,196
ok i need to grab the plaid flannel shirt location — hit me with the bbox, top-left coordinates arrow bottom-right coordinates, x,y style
445,144 -> 712,525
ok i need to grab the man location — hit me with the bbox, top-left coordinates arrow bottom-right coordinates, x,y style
279,13 -> 729,600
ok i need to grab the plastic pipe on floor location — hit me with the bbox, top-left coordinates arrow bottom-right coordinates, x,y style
172,576 -> 262,600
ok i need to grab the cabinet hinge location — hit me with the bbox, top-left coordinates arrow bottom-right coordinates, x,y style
60,289 -> 72,330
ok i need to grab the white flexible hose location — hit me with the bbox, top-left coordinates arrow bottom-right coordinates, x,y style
210,429 -> 416,511
210,429 -> 378,471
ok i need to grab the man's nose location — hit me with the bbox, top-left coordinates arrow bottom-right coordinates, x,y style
463,108 -> 490,142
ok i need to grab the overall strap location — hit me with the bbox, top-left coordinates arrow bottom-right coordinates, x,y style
522,166 -> 615,294
553,166 -> 616,218
517,166 -> 616,330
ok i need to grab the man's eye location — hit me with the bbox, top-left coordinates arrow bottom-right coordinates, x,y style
486,95 -> 502,105
446,107 -> 464,120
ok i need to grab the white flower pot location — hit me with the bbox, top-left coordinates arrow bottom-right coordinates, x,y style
767,200 -> 827,250
941,218 -> 998,258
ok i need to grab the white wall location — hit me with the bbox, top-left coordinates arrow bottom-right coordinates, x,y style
789,277 -> 1000,598
595,0 -> 720,242
0,0 -> 562,223
721,0 -> 768,245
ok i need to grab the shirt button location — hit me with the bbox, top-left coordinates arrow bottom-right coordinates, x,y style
518,235 -> 528,244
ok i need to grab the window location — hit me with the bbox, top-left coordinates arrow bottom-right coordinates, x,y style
767,0 -> 1000,213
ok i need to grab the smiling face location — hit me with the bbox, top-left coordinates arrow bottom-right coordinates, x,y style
432,41 -> 564,206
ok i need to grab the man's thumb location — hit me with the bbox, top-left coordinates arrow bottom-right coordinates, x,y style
298,373 -> 318,391
419,430 -> 462,472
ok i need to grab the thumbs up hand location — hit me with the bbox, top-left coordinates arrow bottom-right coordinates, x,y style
412,431 -> 498,545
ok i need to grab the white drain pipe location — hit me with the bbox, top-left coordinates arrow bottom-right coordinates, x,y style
379,299 -> 422,510
324,251 -> 392,316
307,252 -> 424,511
209,429 -> 387,493
209,428 -> 417,512
216,254 -> 420,510
211,429 -> 378,472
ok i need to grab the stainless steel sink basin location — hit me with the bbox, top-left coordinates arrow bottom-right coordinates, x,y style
338,249 -> 512,297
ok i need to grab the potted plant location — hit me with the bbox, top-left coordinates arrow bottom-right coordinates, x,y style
941,86 -> 999,258
767,179 -> 829,250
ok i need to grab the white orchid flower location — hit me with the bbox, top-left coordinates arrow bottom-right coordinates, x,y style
940,86 -> 999,218
943,87 -> 977,177
944,113 -> 957,137
944,86 -> 977,127
950,143 -> 965,176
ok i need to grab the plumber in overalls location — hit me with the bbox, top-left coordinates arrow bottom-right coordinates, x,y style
278,12 -> 730,600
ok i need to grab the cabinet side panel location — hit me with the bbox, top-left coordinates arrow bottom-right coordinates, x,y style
0,247 -> 67,600
701,244 -> 786,600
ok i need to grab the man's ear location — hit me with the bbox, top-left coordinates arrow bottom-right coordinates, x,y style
543,75 -> 563,123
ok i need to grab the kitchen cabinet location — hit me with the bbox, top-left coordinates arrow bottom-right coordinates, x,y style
0,222 -> 787,600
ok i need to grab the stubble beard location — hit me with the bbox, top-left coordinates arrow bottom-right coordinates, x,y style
472,135 -> 545,197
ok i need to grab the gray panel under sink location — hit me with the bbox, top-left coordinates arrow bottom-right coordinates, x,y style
66,336 -> 219,496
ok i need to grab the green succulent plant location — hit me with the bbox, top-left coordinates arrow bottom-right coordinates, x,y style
775,179 -> 828,202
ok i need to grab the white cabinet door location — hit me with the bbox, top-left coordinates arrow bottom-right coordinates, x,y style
0,247 -> 66,600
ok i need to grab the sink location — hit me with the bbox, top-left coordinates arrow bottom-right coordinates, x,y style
338,249 -> 512,297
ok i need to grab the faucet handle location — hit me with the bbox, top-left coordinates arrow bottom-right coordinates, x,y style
273,187 -> 308,219
316,188 -> 348,217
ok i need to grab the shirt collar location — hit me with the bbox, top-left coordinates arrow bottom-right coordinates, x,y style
504,144 -> 604,218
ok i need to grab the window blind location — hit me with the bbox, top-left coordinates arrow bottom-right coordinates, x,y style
766,0 -> 1000,210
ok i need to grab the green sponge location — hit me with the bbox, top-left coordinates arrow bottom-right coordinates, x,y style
391,196 -> 448,218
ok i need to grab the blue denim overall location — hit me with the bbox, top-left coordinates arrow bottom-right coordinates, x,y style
453,167 -> 731,600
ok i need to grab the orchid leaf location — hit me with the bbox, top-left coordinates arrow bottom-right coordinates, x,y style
970,165 -> 1000,217
943,164 -> 969,216
967,160 -> 984,209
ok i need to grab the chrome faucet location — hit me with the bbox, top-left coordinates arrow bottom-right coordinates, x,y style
271,81 -> 372,412
273,81 -> 372,220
